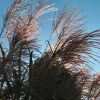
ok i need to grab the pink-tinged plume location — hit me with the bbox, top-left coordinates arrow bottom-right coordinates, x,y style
5,1 -> 57,43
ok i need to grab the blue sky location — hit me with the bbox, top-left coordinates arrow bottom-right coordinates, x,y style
0,0 -> 100,72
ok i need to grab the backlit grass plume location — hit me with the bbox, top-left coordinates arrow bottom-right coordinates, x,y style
0,0 -> 100,100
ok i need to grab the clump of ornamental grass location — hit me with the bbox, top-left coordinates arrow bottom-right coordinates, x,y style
0,0 -> 100,100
